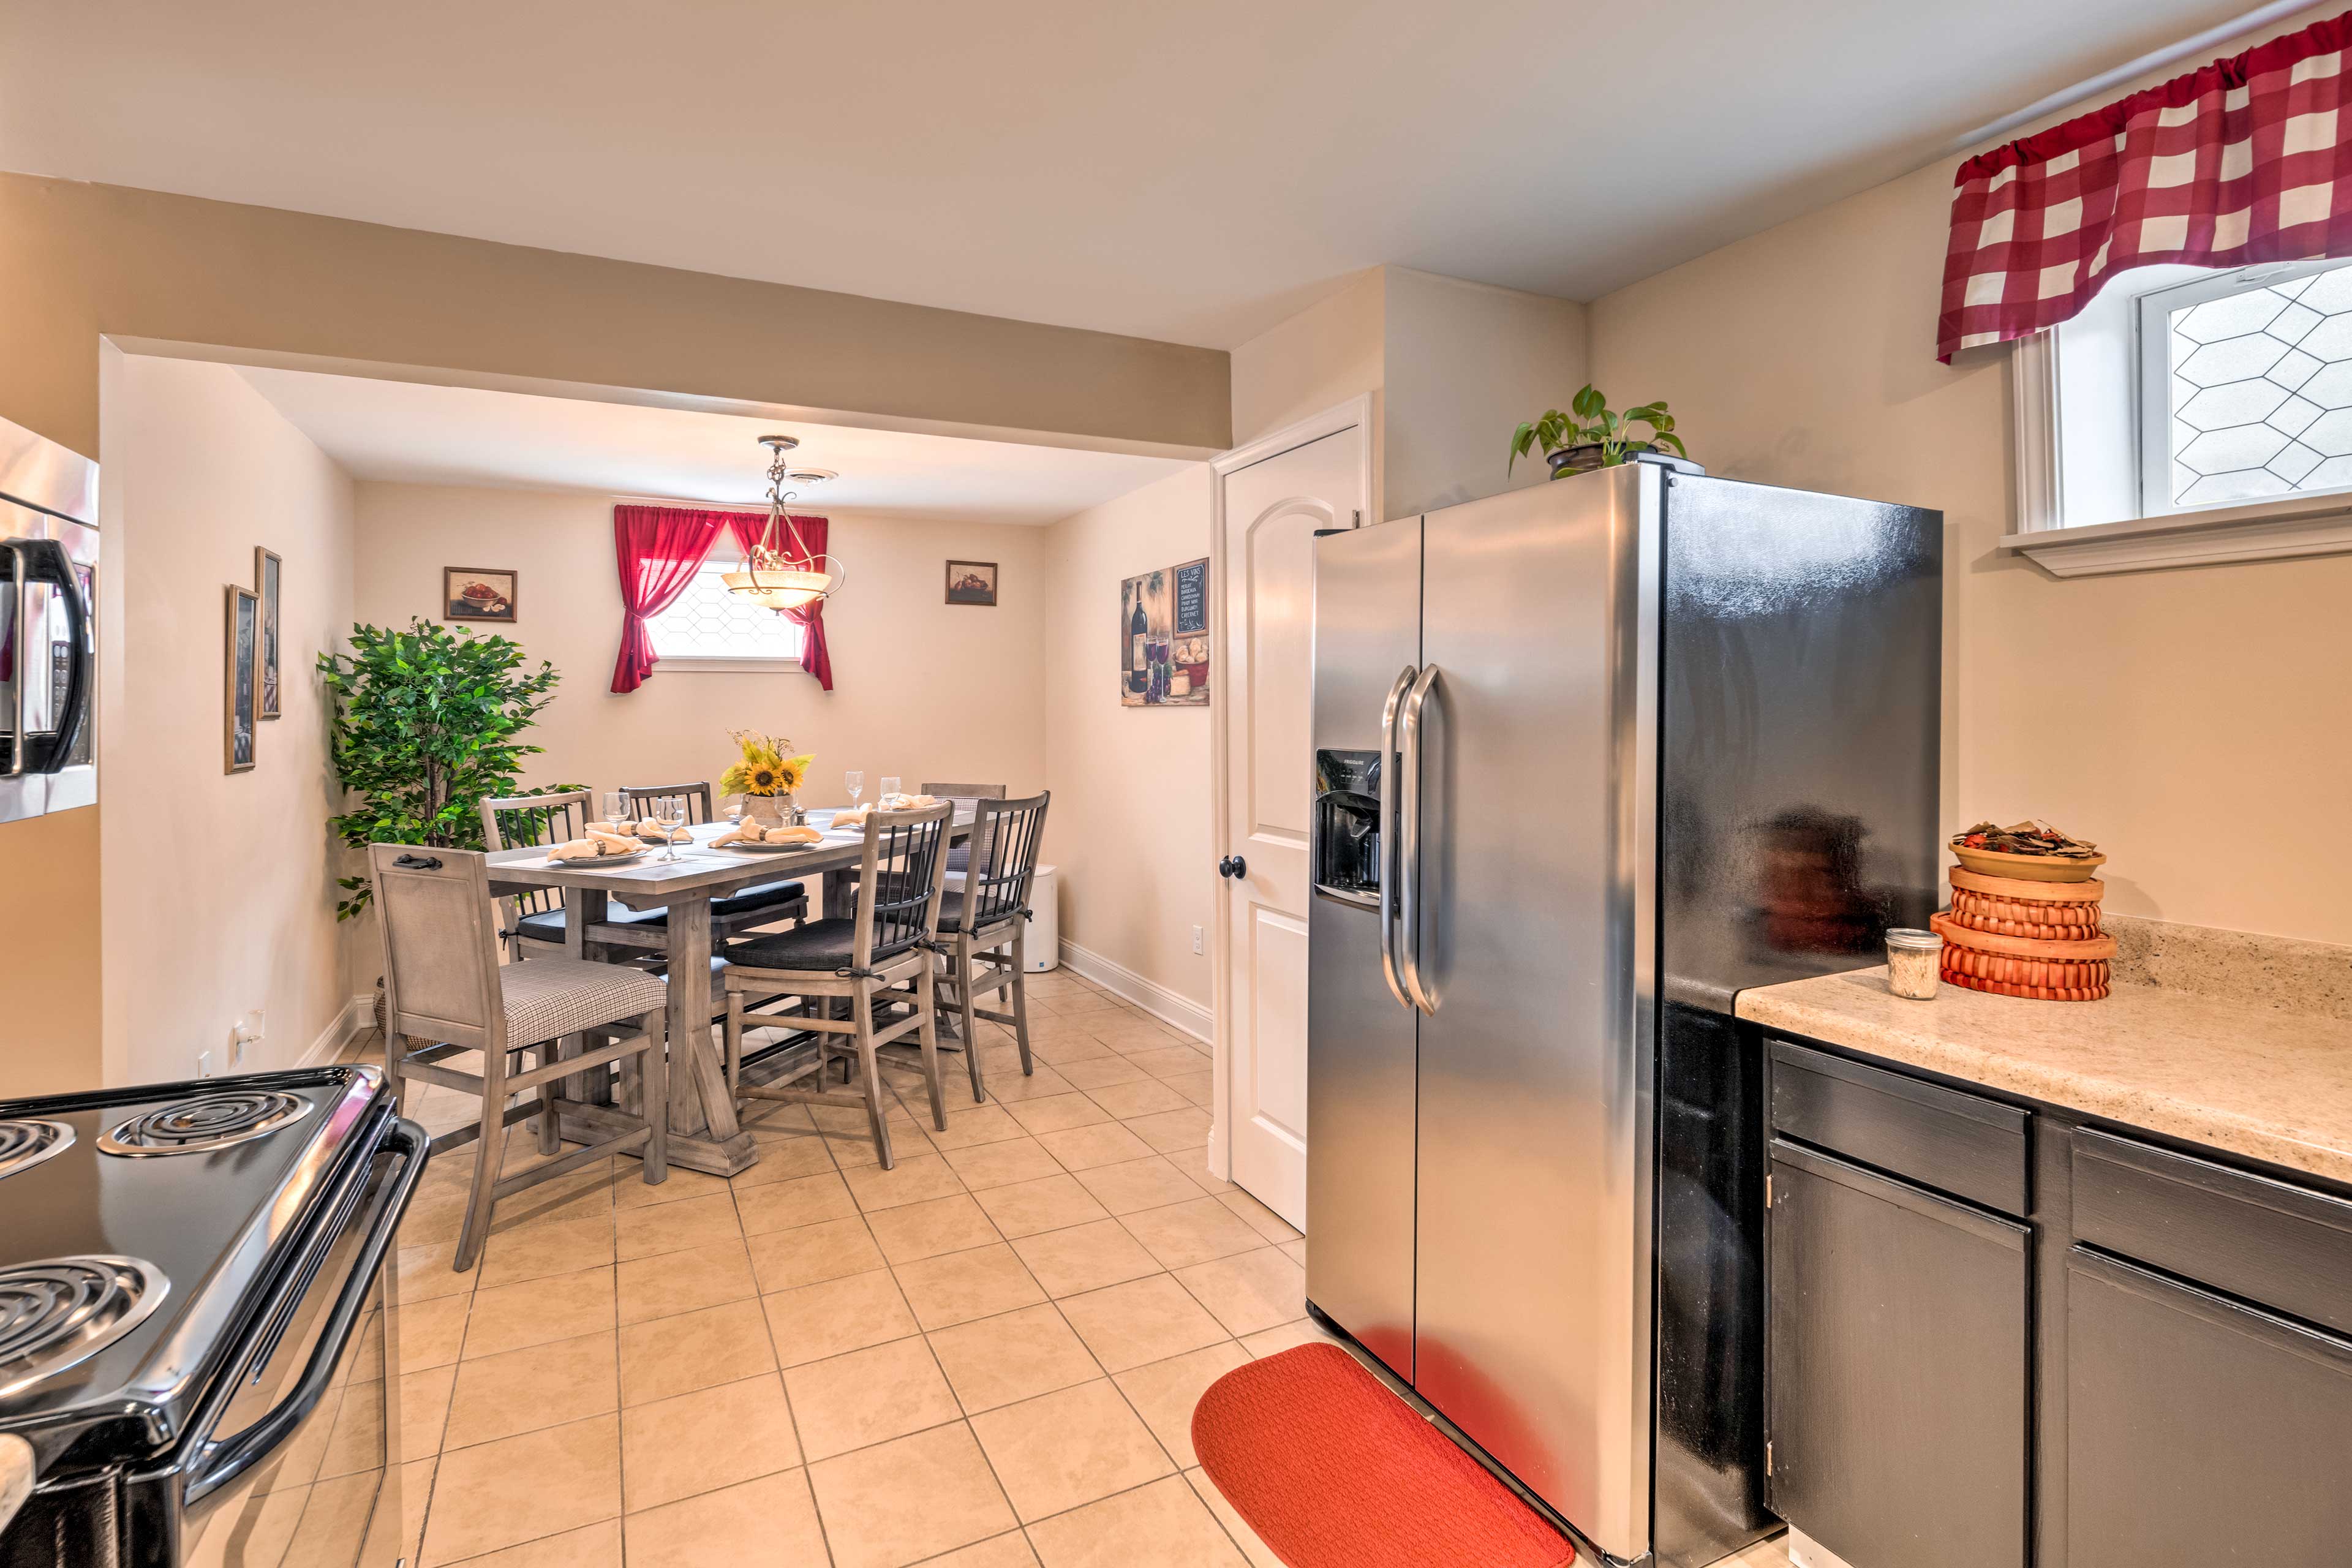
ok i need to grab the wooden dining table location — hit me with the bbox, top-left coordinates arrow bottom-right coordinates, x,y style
486,805 -> 974,1176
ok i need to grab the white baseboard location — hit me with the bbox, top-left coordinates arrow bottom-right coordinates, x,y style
1056,940 -> 1212,1043
297,993 -> 377,1070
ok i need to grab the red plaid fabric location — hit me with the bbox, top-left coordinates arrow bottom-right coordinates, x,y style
1939,10 -> 2352,361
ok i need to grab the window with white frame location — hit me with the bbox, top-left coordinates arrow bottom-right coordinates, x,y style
644,554 -> 805,669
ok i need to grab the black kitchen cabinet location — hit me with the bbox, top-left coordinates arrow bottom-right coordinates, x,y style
1766,1137 -> 2029,1568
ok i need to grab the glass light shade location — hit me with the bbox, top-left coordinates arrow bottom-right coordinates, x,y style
722,562 -> 833,611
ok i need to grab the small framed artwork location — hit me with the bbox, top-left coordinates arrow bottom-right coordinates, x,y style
445,567 -> 518,622
225,584 -> 258,774
944,560 -> 998,607
254,547 -> 282,720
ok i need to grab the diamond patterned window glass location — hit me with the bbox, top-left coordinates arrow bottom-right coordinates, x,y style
646,559 -> 806,661
2163,261 -> 2352,509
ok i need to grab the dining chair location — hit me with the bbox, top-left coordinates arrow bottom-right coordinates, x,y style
368,842 -> 669,1272
720,802 -> 955,1168
478,789 -> 667,960
932,791 -> 1050,1098
621,780 -> 812,937
921,781 -> 1004,881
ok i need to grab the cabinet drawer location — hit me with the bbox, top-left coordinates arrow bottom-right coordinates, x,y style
1769,1039 -> 2029,1215
2071,1127 -> 2352,1336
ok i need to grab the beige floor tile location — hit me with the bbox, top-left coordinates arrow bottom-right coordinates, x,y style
894,1243 -> 1049,1330
486,1163 -> 619,1235
462,1267 -> 616,1360
1185,1469 -> 1283,1568
1119,1199 -> 1268,1272
1086,1016 -> 1186,1049
867,1193 -> 1003,1264
923,1533 -> 1041,1567
969,1379 -> 1173,1523
1025,1031 -> 1114,1065
944,1137 -> 1065,1191
1073,1156 -> 1205,1216
1126,1108 -> 1215,1155
475,1215 -> 615,1291
928,1102 -> 1027,1150
1279,1238 -> 1305,1266
1237,1318 -> 1339,1358
614,1192 -> 744,1262
784,1335 -> 963,1460
978,1065 -> 1077,1104
397,1363 -> 457,1457
843,1153 -> 967,1210
1167,1071 -> 1216,1108
733,1169 -> 859,1235
396,1292 -> 471,1371
610,1160 -> 732,1210
1176,1156 -> 1235,1197
1050,1055 -> 1150,1090
431,1520 -> 622,1568
1114,1343 -> 1252,1468
1174,1250 -> 1305,1338
729,1129 -> 837,1185
1215,1190 -> 1301,1245
442,1330 -> 619,1451
1085,1079 -> 1193,1120
1124,1047 -> 1212,1081
1058,1276 -> 1230,1373
971,1175 -> 1112,1239
925,1302 -> 1103,1414
1034,1123 -> 1153,1172
746,1215 -> 886,1292
1030,1472 -> 1246,1567
1010,1219 -> 1163,1298
623,1468 -> 829,1568
1005,1093 -> 1111,1135
1049,992 -> 1124,1016
763,1267 -> 921,1366
619,1374 -> 801,1511
617,1239 -> 758,1327
809,1422 -> 1019,1568
395,1241 -> 477,1304
418,1414 -> 620,1566
617,1298 -> 778,1406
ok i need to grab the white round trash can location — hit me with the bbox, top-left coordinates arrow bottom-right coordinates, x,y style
1024,865 -> 1060,972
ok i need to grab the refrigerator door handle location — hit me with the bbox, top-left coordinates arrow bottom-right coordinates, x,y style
1398,663 -> 1441,1015
1377,665 -> 1417,1010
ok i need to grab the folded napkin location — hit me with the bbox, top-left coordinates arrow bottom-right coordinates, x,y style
878,792 -> 940,811
634,824 -> 693,843
548,834 -> 643,863
713,821 -> 823,848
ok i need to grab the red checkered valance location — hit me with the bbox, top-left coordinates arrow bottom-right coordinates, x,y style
1938,10 -> 2352,362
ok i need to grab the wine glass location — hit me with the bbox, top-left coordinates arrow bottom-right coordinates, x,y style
601,790 -> 630,827
880,776 -> 902,808
652,798 -> 687,861
845,771 -> 864,809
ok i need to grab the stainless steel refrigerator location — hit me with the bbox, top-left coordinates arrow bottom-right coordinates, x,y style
1306,461 -> 1940,1568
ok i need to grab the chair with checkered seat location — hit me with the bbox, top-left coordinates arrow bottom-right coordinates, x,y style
369,843 -> 668,1272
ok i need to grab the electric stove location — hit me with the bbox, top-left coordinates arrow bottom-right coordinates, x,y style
0,1065 -> 426,1567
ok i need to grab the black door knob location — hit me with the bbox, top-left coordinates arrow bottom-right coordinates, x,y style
1218,855 -> 1247,879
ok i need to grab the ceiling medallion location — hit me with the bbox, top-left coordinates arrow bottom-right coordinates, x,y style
723,435 -> 845,612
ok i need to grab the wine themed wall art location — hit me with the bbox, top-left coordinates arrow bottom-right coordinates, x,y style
1120,556 -> 1210,707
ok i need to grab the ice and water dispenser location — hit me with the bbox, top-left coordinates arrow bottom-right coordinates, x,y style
1313,749 -> 1383,902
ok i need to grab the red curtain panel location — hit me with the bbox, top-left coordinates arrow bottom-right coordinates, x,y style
609,505 -> 727,693
1939,9 -> 2352,361
724,512 -> 835,692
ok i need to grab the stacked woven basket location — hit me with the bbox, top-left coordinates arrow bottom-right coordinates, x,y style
1929,835 -> 2113,1002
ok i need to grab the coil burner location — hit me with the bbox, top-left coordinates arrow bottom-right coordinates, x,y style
0,1118 -> 74,1180
97,1089 -> 312,1157
0,1256 -> 170,1400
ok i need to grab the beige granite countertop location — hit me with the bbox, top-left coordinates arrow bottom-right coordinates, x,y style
1738,968 -> 2352,1186
0,1433 -> 30,1537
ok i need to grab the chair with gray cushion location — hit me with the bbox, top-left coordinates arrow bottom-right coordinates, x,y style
477,790 -> 668,960
720,802 -> 954,1169
922,781 -> 1005,881
621,780 -> 809,936
369,842 -> 668,1272
932,791 -> 1050,1099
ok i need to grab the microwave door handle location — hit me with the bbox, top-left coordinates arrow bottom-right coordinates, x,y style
2,540 -> 90,775
4,542 -> 27,778
1377,665 -> 1416,1010
1398,665 -> 1441,1015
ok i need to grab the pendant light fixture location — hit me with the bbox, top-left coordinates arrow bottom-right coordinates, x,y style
723,434 -> 844,611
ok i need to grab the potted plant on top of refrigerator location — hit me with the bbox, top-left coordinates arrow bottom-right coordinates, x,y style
1510,385 -> 1689,478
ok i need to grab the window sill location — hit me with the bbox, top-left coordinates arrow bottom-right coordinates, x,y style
651,656 -> 806,674
1999,494 -> 2352,578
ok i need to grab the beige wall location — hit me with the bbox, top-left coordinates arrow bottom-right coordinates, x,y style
1040,466 -> 1216,1014
351,483 -> 1051,810
1590,34 -> 2352,943
98,356 -> 357,1088
1230,270 -> 1385,450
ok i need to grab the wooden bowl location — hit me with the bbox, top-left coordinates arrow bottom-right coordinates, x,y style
1931,913 -> 2113,1001
1950,844 -> 2106,883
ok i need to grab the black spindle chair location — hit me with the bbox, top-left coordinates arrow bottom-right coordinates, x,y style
930,791 -> 1050,1099
620,780 -> 810,937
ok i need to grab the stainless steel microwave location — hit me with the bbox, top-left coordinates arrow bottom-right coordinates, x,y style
0,413 -> 97,825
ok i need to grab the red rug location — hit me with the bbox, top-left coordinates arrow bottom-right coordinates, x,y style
1191,1343 -> 1577,1568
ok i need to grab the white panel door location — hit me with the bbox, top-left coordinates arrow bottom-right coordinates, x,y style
1218,420 -> 1366,1230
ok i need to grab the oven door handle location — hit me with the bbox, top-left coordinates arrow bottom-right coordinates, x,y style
181,1117 -> 430,1508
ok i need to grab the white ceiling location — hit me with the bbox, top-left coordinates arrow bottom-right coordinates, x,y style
0,0 -> 2269,348
231,366 -> 1189,524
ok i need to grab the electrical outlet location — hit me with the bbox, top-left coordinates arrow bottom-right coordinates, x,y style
196,1050 -> 214,1079
1191,924 -> 1205,955
232,1009 -> 266,1066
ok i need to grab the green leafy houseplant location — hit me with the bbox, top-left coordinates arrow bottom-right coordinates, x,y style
1510,385 -> 1687,477
318,618 -> 563,919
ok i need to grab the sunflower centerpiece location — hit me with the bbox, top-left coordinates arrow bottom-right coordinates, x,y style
720,730 -> 813,825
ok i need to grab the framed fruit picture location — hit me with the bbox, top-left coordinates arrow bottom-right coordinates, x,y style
444,567 -> 518,622
944,560 -> 998,606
